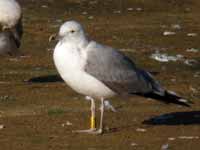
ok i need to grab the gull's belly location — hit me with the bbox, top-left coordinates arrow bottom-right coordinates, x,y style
60,69 -> 116,99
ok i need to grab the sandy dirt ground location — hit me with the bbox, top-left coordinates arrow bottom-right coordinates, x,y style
0,0 -> 199,149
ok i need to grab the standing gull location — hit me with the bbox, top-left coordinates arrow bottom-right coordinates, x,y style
53,20 -> 191,134
0,0 -> 23,56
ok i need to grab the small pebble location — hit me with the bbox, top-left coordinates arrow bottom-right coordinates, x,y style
130,142 -> 138,146
161,144 -> 169,150
56,19 -> 63,23
127,8 -> 133,11
160,25 -> 168,28
187,33 -> 198,37
9,58 -> 19,62
194,72 -> 200,78
171,78 -> 176,82
0,125 -> 4,130
186,48 -> 199,53
113,10 -> 121,14
82,11 -> 88,15
41,5 -> 48,8
120,48 -> 136,52
136,128 -> 146,132
163,31 -> 176,36
61,121 -> 72,127
136,7 -> 142,11
178,136 -> 199,140
184,59 -> 197,66
185,8 -> 191,12
88,16 -> 94,20
171,24 -> 181,30
168,137 -> 176,141
189,86 -> 198,93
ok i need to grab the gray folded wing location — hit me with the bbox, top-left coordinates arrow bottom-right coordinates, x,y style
84,41 -> 165,95
0,30 -> 19,55
0,17 -> 23,55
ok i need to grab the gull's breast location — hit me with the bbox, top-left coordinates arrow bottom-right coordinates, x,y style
53,42 -> 116,99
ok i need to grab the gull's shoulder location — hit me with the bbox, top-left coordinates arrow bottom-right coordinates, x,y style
85,40 -> 136,67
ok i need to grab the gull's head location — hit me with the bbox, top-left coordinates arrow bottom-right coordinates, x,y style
58,20 -> 87,44
0,0 -> 22,28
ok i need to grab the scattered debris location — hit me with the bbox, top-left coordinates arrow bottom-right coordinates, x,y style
88,16 -> 94,20
161,144 -> 169,150
150,51 -> 183,62
185,8 -> 191,12
187,33 -> 198,37
127,8 -> 133,11
49,33 -> 57,42
163,31 -> 176,36
0,81 -> 10,84
61,121 -> 73,127
130,142 -> 138,146
168,137 -> 176,141
120,48 -> 135,52
194,72 -> 200,78
184,59 -> 198,66
82,11 -> 88,15
0,124 -> 4,130
136,7 -> 143,11
66,121 -> 72,126
104,100 -> 117,112
41,5 -> 48,8
168,136 -> 199,141
9,58 -> 20,62
170,78 -> 176,82
89,0 -> 98,5
186,48 -> 199,53
20,55 -> 31,58
178,136 -> 199,140
189,86 -> 198,93
113,10 -> 121,14
171,24 -> 181,30
56,19 -> 63,23
104,126 -> 111,132
150,51 -> 198,66
160,25 -> 168,28
136,128 -> 146,132
0,96 -> 14,101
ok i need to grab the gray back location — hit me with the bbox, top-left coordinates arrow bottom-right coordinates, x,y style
85,41 -> 164,95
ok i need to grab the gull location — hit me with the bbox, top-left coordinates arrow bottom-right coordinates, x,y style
0,0 -> 23,56
53,20 -> 191,134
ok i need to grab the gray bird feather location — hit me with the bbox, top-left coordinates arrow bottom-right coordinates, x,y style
85,41 -> 165,96
0,17 -> 23,55
0,30 -> 19,55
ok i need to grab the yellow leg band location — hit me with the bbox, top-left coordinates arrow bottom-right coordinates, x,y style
90,116 -> 96,129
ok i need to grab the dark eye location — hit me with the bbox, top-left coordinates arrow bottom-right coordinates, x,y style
70,30 -> 75,33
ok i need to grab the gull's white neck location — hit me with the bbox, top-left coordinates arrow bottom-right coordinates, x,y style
53,34 -> 90,74
61,34 -> 89,50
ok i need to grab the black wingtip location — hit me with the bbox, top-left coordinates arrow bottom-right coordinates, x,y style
173,99 -> 191,107
165,91 -> 193,107
141,90 -> 193,107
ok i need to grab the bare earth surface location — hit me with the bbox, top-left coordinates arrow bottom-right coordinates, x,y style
0,0 -> 199,149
